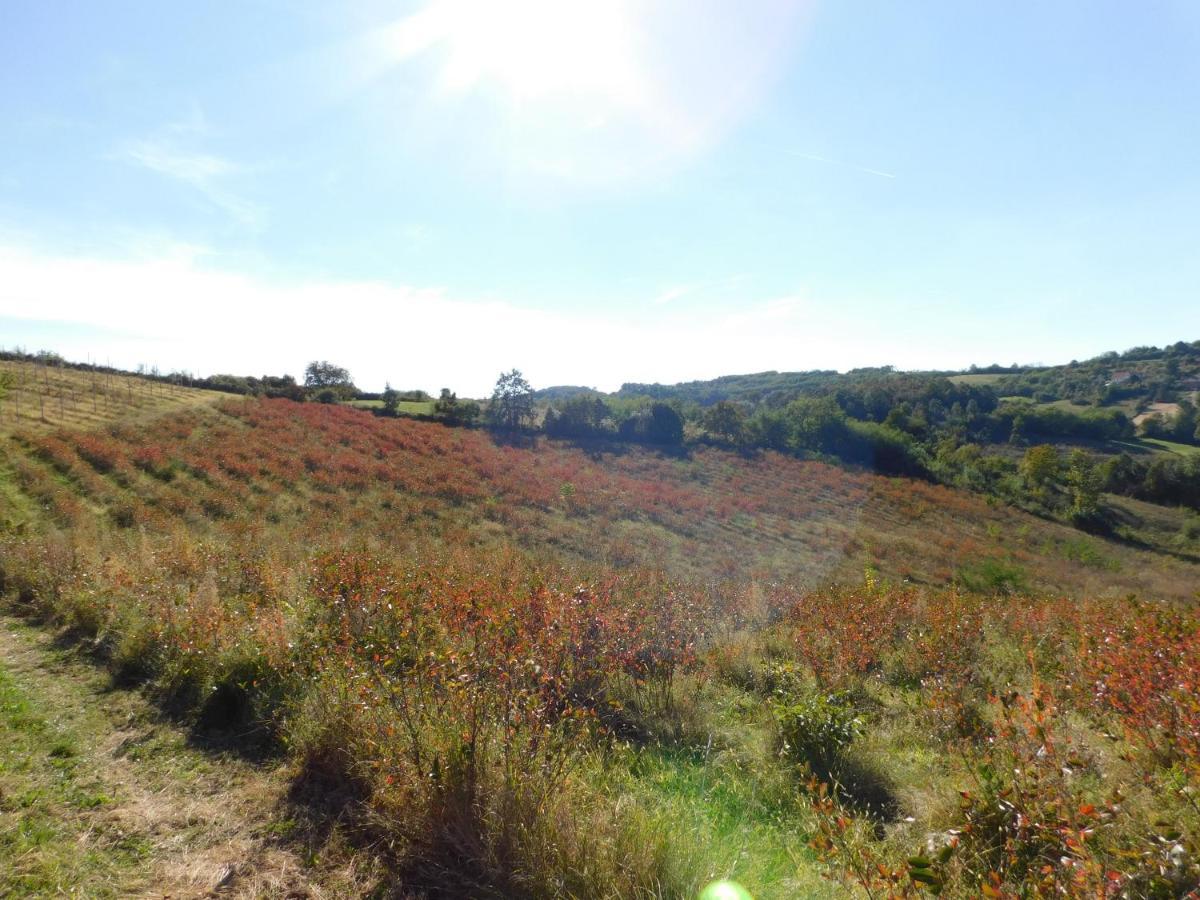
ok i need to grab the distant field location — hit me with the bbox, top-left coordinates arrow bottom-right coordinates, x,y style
1107,397 -> 1144,417
345,398 -> 435,415
947,373 -> 1014,386
1140,436 -> 1200,455
0,360 -> 227,436
1037,397 -> 1092,410
1132,401 -> 1181,427
1104,436 -> 1199,457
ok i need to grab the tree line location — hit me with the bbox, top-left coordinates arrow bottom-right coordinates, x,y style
7,345 -> 1199,528
290,362 -> 1200,525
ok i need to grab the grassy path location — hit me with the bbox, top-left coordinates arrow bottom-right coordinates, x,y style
0,616 -> 348,898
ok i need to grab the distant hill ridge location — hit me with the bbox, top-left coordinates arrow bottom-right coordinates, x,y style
533,339 -> 1200,408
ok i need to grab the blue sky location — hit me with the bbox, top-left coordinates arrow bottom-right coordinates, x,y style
2,1 -> 1199,394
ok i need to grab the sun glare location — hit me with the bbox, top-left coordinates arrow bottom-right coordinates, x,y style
386,0 -> 643,107
372,0 -> 808,182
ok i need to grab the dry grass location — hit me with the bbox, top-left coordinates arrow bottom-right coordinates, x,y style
1132,401 -> 1182,427
0,360 -> 227,436
0,616 -> 375,898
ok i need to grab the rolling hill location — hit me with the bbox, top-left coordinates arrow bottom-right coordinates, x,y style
2,365 -> 1199,897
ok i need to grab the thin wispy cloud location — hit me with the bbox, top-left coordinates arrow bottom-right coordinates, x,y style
650,273 -> 752,307
792,151 -> 896,179
121,141 -> 240,184
163,105 -> 212,137
652,285 -> 692,306
111,121 -> 264,228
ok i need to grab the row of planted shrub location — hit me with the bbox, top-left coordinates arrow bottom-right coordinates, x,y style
13,397 -> 1030,583
748,584 -> 1200,897
0,523 -> 736,893
5,511 -> 1200,896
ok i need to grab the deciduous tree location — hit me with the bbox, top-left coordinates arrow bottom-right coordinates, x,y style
434,388 -> 480,426
487,370 -> 535,430
702,400 -> 747,445
382,382 -> 401,416
303,360 -> 356,401
1021,444 -> 1060,493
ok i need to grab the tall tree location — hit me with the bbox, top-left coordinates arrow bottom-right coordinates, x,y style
487,369 -> 535,431
544,392 -> 611,438
381,382 -> 401,416
1065,449 -> 1103,522
303,361 -> 356,401
702,400 -> 747,444
434,388 -> 480,426
303,360 -> 353,389
618,402 -> 684,445
1021,444 -> 1060,493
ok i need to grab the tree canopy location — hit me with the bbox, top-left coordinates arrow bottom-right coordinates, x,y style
304,361 -> 354,389
487,370 -> 535,431
382,383 -> 401,415
702,400 -> 747,444
544,392 -> 611,438
435,389 -> 481,426
618,402 -> 684,445
303,361 -> 357,402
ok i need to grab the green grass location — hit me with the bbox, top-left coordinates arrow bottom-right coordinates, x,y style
953,557 -> 1029,594
0,659 -> 139,897
345,399 -> 436,415
1140,437 -> 1200,456
947,374 -> 1015,386
585,673 -> 840,899
0,616 -> 359,897
0,462 -> 36,530
1057,536 -> 1121,570
602,747 -> 836,899
1037,398 -> 1093,410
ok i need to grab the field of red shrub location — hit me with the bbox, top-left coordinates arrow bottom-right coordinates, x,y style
8,397 -> 1198,601
3,397 -> 1200,896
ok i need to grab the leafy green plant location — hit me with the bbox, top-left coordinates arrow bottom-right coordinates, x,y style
954,558 -> 1028,595
774,690 -> 861,776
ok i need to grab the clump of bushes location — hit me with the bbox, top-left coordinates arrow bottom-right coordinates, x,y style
774,690 -> 861,778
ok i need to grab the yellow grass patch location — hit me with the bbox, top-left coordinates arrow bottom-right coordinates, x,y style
0,360 -> 227,436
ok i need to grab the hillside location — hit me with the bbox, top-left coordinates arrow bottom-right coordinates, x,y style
2,385 -> 1200,897
528,342 -> 1200,549
615,340 -> 1200,410
0,357 -> 227,437
3,397 -> 1197,601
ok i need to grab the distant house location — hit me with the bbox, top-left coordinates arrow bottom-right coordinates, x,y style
1105,370 -> 1135,387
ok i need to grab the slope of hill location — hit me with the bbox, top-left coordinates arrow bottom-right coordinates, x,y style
617,369 -> 842,405
3,392 -> 1200,897
616,340 -> 1200,410
0,358 -> 227,436
4,397 -> 1197,600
